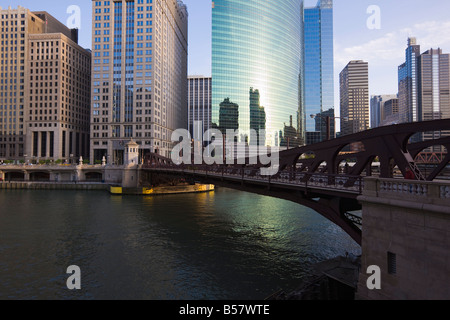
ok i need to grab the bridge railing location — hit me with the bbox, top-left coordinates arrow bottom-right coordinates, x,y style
144,164 -> 364,194
0,164 -> 106,169
363,177 -> 450,206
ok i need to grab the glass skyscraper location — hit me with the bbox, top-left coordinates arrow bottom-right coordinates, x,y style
304,0 -> 334,143
212,0 -> 304,147
398,38 -> 421,124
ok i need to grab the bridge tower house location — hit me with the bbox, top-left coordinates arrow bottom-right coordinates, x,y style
122,140 -> 140,188
125,140 -> 140,167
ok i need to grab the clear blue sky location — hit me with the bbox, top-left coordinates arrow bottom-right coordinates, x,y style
4,0 -> 450,112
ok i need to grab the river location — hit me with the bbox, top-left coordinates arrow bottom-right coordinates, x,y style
0,187 -> 360,300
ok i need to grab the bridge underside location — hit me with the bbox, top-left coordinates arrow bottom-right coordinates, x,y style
142,120 -> 450,247
141,169 -> 363,245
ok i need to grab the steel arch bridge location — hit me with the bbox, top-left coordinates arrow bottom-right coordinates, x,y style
142,119 -> 450,245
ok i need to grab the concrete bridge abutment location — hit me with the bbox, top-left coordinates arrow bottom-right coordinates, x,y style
357,177 -> 450,300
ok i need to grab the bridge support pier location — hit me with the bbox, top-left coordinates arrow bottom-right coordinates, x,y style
357,177 -> 450,300
122,166 -> 139,188
313,197 -> 362,245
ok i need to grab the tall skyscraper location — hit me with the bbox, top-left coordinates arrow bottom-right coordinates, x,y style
417,48 -> 450,151
212,0 -> 304,147
188,76 -> 212,141
90,0 -> 188,164
0,6 -> 91,161
340,60 -> 370,137
397,38 -> 450,151
398,38 -> 421,124
370,94 -> 398,128
304,0 -> 334,143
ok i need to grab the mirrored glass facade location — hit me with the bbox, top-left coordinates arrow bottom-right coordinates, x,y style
212,0 -> 304,147
398,38 -> 421,124
304,0 -> 334,142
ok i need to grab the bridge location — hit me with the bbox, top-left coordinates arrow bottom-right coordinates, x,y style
0,164 -> 106,183
142,119 -> 450,245
1,119 -> 449,299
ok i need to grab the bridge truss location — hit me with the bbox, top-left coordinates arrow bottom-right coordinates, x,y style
143,120 -> 450,245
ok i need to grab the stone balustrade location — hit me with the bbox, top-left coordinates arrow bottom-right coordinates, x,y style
362,177 -> 450,208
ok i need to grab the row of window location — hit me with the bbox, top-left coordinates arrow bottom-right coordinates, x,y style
1,20 -> 25,26
94,0 -> 152,6
0,27 -> 25,37
94,7 -> 152,21
1,13 -> 26,19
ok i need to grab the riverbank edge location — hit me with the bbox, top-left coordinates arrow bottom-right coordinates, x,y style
266,255 -> 361,300
0,181 -> 215,196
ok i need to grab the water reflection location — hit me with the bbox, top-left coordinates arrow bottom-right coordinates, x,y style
0,188 -> 360,300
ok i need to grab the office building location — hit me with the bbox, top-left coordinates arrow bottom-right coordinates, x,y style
380,98 -> 400,127
212,0 -> 304,147
398,38 -> 421,124
90,0 -> 188,164
397,38 -> 450,151
305,131 -> 322,146
304,0 -> 334,143
370,94 -> 398,128
339,60 -> 370,138
384,98 -> 399,119
417,48 -> 450,151
315,108 -> 335,141
188,76 -> 211,141
0,6 -> 91,161
306,108 -> 335,145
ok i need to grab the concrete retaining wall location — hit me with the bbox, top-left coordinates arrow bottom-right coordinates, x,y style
0,182 -> 108,191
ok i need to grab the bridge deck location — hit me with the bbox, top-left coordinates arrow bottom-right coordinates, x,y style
144,167 -> 364,198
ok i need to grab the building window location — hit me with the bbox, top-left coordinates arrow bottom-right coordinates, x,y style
387,252 -> 397,275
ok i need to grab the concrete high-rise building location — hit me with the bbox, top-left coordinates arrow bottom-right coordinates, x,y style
384,98 -> 399,118
212,0 -> 304,147
398,37 -> 421,124
0,6 -> 91,161
370,94 -> 398,128
380,98 -> 400,127
188,76 -> 211,141
90,0 -> 188,164
304,0 -> 334,143
340,60 -> 370,137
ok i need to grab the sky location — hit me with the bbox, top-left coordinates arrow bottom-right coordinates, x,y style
3,0 -> 450,114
